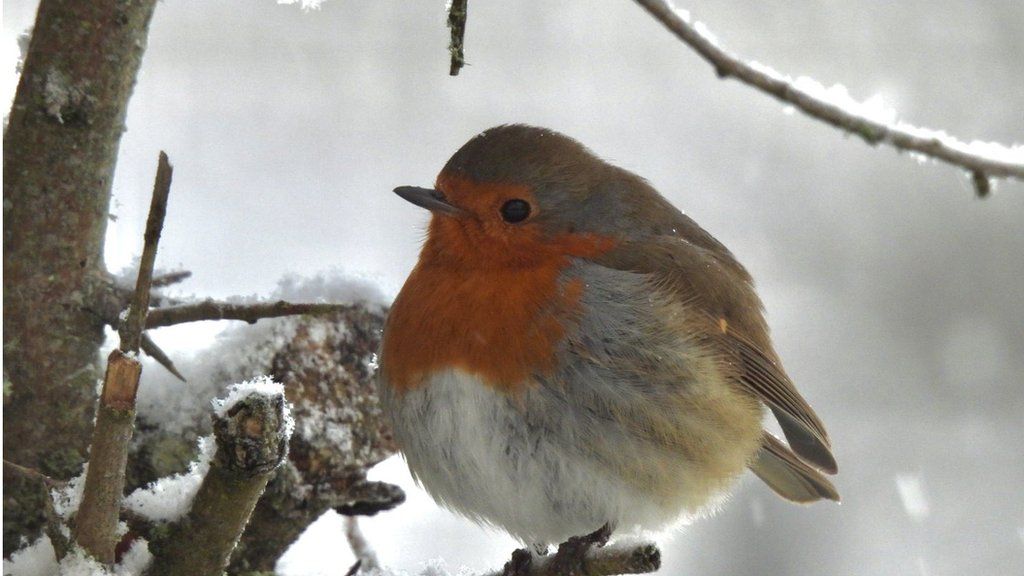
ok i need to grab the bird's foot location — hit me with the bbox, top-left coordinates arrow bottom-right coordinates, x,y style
547,523 -> 612,576
502,547 -> 534,576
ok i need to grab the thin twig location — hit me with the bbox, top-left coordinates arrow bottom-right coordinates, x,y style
448,0 -> 469,75
120,151 -> 172,353
633,0 -> 1024,195
140,333 -> 186,381
3,460 -> 71,559
150,269 -> 192,288
3,459 -> 64,490
145,300 -> 354,329
74,152 -> 172,564
344,517 -> 380,573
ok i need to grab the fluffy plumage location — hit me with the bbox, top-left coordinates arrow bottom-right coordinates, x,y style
379,124 -> 838,545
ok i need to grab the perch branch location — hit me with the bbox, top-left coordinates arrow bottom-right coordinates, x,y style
148,389 -> 291,576
632,0 -> 1024,195
73,152 -> 172,563
145,300 -> 355,329
447,0 -> 469,75
488,540 -> 661,576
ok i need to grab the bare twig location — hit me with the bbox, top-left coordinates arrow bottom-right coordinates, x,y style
633,0 -> 1024,195
3,459 -> 64,490
73,152 -> 172,563
120,151 -> 172,353
486,540 -> 661,576
145,300 -> 355,329
148,389 -> 291,576
150,269 -> 192,288
140,333 -> 186,382
344,517 -> 380,573
3,460 -> 71,559
448,0 -> 469,75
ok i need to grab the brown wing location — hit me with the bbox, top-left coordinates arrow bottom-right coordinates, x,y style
595,232 -> 838,476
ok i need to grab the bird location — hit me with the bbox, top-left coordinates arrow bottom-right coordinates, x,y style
377,124 -> 838,553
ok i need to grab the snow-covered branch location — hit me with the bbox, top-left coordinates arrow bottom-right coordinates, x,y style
147,379 -> 293,576
633,0 -> 1024,195
490,539 -> 662,576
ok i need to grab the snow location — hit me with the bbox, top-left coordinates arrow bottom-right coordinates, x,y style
51,466 -> 88,521
2,536 -> 59,576
895,473 -> 930,522
274,270 -> 390,312
111,540 -> 152,576
56,547 -> 109,576
211,375 -> 285,418
2,539 -> 151,576
123,436 -> 214,522
277,0 -> 324,11
132,270 -> 386,435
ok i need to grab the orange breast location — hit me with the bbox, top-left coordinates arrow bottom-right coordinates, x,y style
382,229 -> 613,394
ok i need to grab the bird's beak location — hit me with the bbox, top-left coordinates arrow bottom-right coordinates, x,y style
393,186 -> 466,217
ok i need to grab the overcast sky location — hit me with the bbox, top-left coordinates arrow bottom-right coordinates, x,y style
4,1 -> 1023,575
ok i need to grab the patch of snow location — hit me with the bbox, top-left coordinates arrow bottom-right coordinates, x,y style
123,436 -> 214,522
2,536 -> 59,576
895,473 -> 930,522
792,76 -> 898,126
51,466 -> 88,520
113,539 -> 152,576
57,547 -> 110,576
211,375 -> 285,418
277,0 -> 324,10
691,21 -> 718,46
273,270 -> 390,312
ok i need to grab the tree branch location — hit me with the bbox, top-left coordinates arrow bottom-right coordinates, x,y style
145,300 -> 356,329
487,540 -> 661,576
73,152 -> 171,563
447,0 -> 469,75
2,460 -> 70,559
150,270 -> 192,288
148,387 -> 291,576
633,0 -> 1024,195
119,151 -> 172,354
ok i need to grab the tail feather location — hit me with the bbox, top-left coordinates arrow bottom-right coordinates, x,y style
749,432 -> 840,504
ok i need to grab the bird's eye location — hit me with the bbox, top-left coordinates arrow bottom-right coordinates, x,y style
500,199 -> 531,223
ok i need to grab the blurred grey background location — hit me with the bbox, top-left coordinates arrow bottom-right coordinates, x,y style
3,1 -> 1022,575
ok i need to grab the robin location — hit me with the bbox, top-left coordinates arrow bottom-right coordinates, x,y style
378,124 -> 838,555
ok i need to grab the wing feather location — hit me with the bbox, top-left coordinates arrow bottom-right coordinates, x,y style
595,234 -> 838,475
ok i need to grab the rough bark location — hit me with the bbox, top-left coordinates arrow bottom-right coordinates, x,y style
225,307 -> 399,572
147,391 -> 291,576
2,0 -> 160,554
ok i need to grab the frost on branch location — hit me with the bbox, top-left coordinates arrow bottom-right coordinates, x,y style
146,379 -> 292,576
633,0 -> 1024,195
125,272 -> 399,572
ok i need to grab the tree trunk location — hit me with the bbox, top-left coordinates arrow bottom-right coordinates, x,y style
2,0 -> 159,554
